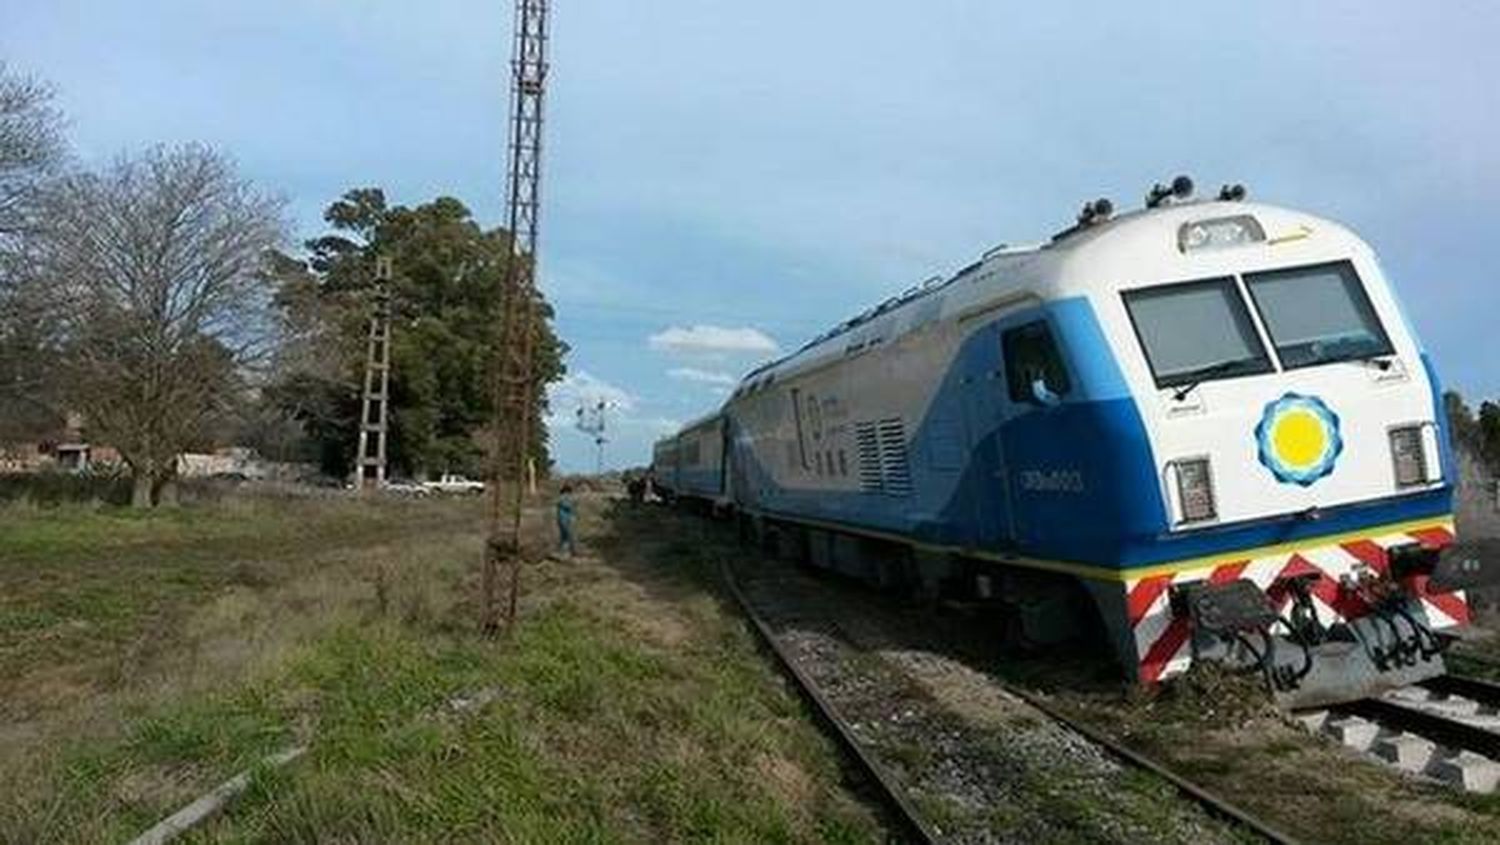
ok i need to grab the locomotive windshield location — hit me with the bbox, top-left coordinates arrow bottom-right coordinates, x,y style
1123,276 -> 1274,388
1244,260 -> 1393,369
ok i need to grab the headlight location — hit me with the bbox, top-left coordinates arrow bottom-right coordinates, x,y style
1177,215 -> 1266,252
1389,425 -> 1428,488
1175,458 -> 1217,524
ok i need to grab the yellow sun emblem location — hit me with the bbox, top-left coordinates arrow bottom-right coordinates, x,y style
1270,409 -> 1328,469
1256,394 -> 1342,486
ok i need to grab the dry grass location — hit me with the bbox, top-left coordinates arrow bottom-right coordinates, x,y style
0,496 -> 477,727
0,492 -> 880,843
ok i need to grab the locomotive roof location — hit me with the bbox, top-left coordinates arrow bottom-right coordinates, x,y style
653,410 -> 721,449
727,199 -> 1361,395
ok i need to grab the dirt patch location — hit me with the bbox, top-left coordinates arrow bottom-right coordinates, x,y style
112,761 -> 201,809
755,751 -> 817,807
568,563 -> 696,648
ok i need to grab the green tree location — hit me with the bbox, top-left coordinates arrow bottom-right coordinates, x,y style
1479,400 -> 1500,477
1445,391 -> 1481,456
269,188 -> 566,480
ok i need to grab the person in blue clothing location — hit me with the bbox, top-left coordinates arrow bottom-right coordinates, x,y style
556,484 -> 577,557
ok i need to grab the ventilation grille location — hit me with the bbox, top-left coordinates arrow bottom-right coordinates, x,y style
855,418 -> 911,496
878,419 -> 912,495
856,422 -> 882,492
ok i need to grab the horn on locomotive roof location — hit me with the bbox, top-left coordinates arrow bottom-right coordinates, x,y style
1077,197 -> 1114,227
1049,197 -> 1115,243
1218,183 -> 1248,201
1146,174 -> 1194,208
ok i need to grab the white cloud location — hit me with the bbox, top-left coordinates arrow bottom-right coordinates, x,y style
667,367 -> 738,387
648,324 -> 780,356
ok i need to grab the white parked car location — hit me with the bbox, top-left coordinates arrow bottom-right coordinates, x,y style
382,480 -> 431,497
421,474 -> 487,495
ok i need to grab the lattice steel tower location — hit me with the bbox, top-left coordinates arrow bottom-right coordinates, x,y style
483,0 -> 550,634
356,257 -> 394,490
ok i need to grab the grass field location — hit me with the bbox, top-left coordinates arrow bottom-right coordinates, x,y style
12,480 -> 1497,844
0,492 -> 881,843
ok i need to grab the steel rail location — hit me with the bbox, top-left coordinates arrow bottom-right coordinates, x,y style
718,559 -> 940,844
1423,673 -> 1500,706
1334,696 -> 1500,761
721,557 -> 1296,844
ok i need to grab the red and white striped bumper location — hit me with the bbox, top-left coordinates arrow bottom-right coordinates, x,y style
1124,519 -> 1464,684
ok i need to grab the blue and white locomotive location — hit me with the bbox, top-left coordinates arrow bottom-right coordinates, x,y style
653,178 -> 1491,707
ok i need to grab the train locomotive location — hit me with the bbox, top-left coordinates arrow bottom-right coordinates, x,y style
652,177 -> 1494,708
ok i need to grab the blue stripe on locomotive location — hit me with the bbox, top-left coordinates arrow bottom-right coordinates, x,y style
731,297 -> 1453,573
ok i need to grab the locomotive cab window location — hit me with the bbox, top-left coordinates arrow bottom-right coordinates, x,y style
1123,276 -> 1273,389
1243,260 -> 1394,370
1003,321 -> 1071,404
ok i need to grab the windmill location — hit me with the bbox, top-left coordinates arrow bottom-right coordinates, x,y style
575,399 -> 609,475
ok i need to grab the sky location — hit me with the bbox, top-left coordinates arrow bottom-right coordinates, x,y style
5,1 -> 1499,472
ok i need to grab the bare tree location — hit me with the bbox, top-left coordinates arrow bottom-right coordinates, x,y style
34,144 -> 286,505
0,63 -> 69,439
0,62 -> 65,242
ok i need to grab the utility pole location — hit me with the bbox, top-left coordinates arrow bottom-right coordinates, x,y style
575,400 -> 608,475
482,0 -> 550,635
356,256 -> 394,491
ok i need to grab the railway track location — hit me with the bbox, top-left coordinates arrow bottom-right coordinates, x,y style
1310,674 -> 1500,792
720,559 -> 942,844
1426,672 -> 1500,703
720,557 -> 1295,844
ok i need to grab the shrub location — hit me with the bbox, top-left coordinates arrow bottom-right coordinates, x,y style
0,469 -> 132,506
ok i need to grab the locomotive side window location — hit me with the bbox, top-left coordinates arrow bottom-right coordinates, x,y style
1123,277 -> 1273,389
1003,321 -> 1072,404
1243,260 -> 1393,370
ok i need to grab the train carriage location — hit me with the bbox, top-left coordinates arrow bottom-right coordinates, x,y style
660,180 -> 1494,706
649,438 -> 680,497
651,412 -> 727,507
